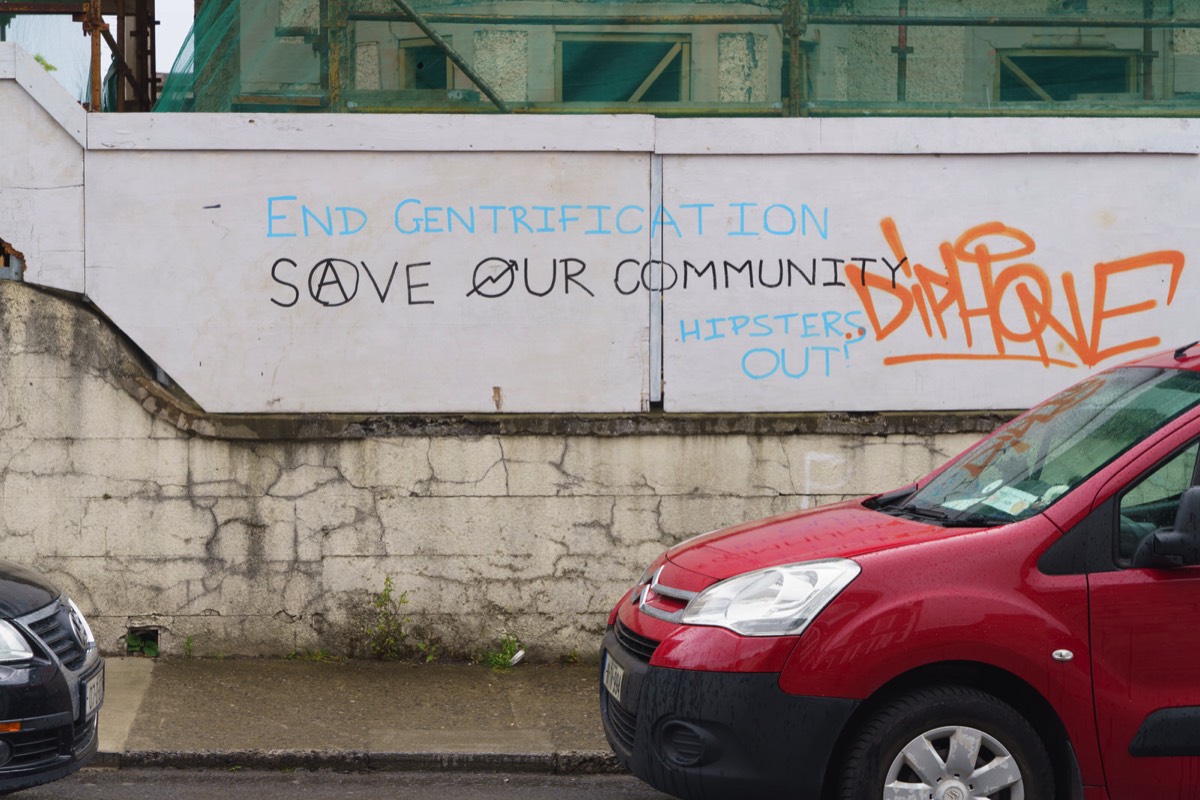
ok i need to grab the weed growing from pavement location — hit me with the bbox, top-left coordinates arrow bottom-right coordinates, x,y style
416,639 -> 441,663
353,576 -> 443,662
483,632 -> 523,672
364,576 -> 411,659
286,648 -> 342,663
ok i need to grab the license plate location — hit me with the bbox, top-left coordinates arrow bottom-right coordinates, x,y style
603,651 -> 625,704
83,667 -> 104,719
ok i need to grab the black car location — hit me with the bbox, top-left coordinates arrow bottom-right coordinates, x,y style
0,560 -> 103,794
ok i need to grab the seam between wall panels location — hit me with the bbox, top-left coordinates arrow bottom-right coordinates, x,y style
649,154 -> 664,407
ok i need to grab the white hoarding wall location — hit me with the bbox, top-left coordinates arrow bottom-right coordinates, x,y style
0,50 -> 86,294
5,51 -> 1196,416
660,152 -> 1195,411
86,148 -> 655,414
80,144 -> 1200,414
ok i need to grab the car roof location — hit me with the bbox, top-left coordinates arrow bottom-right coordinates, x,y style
1117,342 -> 1200,372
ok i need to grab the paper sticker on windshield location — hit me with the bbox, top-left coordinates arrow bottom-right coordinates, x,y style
942,498 -> 981,511
1041,485 -> 1069,503
982,485 -> 1038,516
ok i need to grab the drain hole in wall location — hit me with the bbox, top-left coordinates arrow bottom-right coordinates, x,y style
126,627 -> 160,658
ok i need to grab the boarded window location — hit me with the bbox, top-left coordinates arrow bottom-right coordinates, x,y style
997,49 -> 1137,102
400,39 -> 451,91
557,35 -> 689,102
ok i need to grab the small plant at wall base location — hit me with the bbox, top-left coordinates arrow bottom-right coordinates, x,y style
364,576 -> 410,659
416,639 -> 440,663
286,648 -> 340,663
483,632 -> 523,672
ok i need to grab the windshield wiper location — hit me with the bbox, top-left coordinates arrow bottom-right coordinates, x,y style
866,485 -> 918,511
943,512 -> 1004,528
895,504 -> 952,523
895,504 -> 1002,528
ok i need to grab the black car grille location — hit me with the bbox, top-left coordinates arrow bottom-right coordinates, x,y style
615,620 -> 660,663
5,728 -> 62,769
72,717 -> 97,752
0,717 -> 92,772
26,605 -> 86,671
604,692 -> 638,751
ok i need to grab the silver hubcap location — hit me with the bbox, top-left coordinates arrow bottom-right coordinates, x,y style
883,725 -> 1024,800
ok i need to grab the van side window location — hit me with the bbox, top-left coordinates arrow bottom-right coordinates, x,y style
1118,442 -> 1200,560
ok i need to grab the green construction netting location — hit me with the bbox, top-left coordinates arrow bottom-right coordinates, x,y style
0,4 -> 94,103
144,0 -> 1200,115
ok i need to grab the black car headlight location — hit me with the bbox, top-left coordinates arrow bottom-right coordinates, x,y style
0,621 -> 32,664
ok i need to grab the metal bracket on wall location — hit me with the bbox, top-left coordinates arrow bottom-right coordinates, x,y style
0,241 -> 24,282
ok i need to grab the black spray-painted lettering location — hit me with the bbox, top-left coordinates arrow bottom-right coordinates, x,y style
616,257 -> 888,294
270,258 -> 435,307
467,257 -> 595,299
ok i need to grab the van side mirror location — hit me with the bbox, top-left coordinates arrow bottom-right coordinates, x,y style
1176,486 -> 1200,535
1132,487 -> 1200,569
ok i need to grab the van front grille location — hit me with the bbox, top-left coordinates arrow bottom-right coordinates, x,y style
615,620 -> 660,663
603,692 -> 637,751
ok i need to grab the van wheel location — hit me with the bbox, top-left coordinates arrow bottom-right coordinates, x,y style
839,685 -> 1053,800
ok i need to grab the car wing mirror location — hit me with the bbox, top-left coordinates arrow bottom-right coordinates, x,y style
1132,487 -> 1200,569
1176,486 -> 1200,535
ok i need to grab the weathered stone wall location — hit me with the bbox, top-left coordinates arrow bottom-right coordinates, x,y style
0,281 -> 1005,660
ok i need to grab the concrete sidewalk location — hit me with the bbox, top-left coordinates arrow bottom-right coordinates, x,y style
96,657 -> 617,774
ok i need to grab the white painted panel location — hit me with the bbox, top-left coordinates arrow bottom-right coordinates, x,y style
657,117 -> 1200,156
88,112 -> 656,153
0,79 -> 84,293
662,152 -> 1200,411
86,150 -> 652,414
5,44 -> 86,146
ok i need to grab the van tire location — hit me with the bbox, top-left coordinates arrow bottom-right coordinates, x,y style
838,685 -> 1053,800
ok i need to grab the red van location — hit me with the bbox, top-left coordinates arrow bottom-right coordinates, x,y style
601,345 -> 1200,800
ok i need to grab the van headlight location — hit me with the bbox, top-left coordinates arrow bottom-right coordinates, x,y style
0,621 -> 33,663
680,559 -> 861,637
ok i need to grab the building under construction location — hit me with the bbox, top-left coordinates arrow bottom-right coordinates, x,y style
6,0 -> 1200,116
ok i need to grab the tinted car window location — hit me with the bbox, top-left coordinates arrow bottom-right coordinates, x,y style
1118,442 -> 1200,559
901,368 -> 1200,526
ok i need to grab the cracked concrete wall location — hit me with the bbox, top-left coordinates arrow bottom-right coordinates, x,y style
0,281 -> 986,660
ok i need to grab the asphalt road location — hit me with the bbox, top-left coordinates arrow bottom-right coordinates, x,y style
19,768 -> 676,799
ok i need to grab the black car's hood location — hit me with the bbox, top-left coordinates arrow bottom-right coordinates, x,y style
0,560 -> 59,619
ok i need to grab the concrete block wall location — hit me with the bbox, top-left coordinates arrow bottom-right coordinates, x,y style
0,281 -> 1001,660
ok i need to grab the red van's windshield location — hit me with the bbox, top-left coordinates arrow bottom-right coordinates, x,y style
896,367 -> 1200,527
